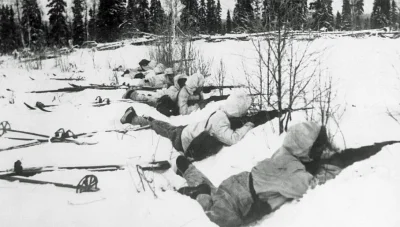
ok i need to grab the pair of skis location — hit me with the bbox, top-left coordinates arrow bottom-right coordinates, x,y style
30,83 -> 130,94
0,121 -> 150,152
0,159 -> 171,193
24,101 -> 56,112
24,96 -> 135,112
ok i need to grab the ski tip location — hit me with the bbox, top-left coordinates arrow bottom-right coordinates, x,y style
24,102 -> 36,110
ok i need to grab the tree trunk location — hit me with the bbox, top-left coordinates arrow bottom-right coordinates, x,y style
16,0 -> 26,48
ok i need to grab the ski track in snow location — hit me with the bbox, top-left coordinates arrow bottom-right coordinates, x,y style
0,37 -> 400,227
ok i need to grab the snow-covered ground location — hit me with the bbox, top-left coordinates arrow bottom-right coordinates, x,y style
0,37 -> 400,227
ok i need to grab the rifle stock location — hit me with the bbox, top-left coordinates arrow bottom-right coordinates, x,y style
172,59 -> 195,63
280,107 -> 313,114
229,107 -> 313,129
203,85 -> 244,93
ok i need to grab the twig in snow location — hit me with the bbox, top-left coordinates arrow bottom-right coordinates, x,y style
387,108 -> 400,125
136,165 -> 157,198
331,113 -> 347,149
68,197 -> 106,205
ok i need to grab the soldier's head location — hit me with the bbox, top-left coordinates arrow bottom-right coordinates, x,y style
165,68 -> 175,83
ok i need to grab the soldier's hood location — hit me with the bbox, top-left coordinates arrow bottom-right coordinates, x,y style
220,90 -> 252,117
174,74 -> 188,89
154,63 -> 165,74
274,122 -> 321,159
185,72 -> 205,95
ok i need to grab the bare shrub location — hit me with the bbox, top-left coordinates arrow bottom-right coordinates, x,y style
149,36 -> 212,77
243,1 -> 334,133
212,59 -> 226,95
20,49 -> 45,71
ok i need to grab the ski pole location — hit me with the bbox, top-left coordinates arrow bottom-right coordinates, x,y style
0,174 -> 99,193
1,121 -> 49,138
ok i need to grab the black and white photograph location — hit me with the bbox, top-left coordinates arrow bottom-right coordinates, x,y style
0,0 -> 400,226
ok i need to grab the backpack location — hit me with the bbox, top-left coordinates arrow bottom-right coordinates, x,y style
156,95 -> 179,117
185,112 -> 224,161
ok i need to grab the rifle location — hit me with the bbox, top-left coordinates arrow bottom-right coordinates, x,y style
229,107 -> 313,129
202,85 -> 244,94
171,59 -> 194,63
303,140 -> 400,184
131,85 -> 243,93
133,86 -> 165,91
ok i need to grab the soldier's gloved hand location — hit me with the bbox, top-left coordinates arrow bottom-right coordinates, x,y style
202,87 -> 212,93
267,110 -> 281,119
198,100 -> 207,109
252,112 -> 267,126
134,73 -> 145,79
121,69 -> 130,77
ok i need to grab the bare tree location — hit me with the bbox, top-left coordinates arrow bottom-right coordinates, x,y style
245,0 -> 328,133
149,1 -> 211,78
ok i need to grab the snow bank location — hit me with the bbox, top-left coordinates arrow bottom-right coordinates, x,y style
0,37 -> 400,227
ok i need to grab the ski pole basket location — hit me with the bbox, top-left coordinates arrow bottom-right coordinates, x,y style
76,175 -> 99,193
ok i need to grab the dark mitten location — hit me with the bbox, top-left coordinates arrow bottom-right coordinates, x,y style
178,184 -> 211,199
251,111 -> 268,126
252,110 -> 281,126
202,87 -> 212,93
198,100 -> 208,109
267,110 -> 281,119
229,117 -> 246,130
134,73 -> 145,79
176,155 -> 191,176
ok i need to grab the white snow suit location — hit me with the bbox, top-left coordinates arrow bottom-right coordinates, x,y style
183,122 -> 337,227
177,72 -> 205,115
180,91 -> 254,152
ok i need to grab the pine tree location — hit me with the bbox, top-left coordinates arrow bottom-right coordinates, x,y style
354,0 -> 364,29
363,16 -> 370,29
206,0 -> 216,33
43,21 -> 51,46
8,6 -> 19,51
88,7 -> 96,40
47,0 -> 68,47
215,0 -> 222,33
233,0 -> 242,29
72,0 -> 85,45
312,0 -> 334,31
233,0 -> 252,30
0,6 -> 8,53
126,0 -> 139,24
149,0 -> 165,33
371,0 -> 391,28
289,0 -> 308,30
261,0 -> 271,30
97,0 -> 126,42
136,0 -> 150,32
22,0 -> 43,50
335,11 -> 342,30
149,0 -> 157,32
243,0 -> 254,29
342,0 -> 352,30
226,10 -> 232,33
180,0 -> 200,34
0,6 -> 19,53
390,0 -> 398,28
198,0 -> 207,32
